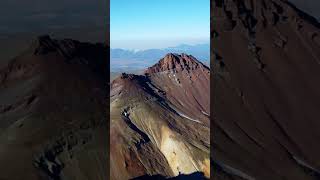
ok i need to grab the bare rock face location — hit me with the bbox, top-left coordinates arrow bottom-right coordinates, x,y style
110,53 -> 210,179
212,0 -> 320,179
145,53 -> 206,73
0,35 -> 108,180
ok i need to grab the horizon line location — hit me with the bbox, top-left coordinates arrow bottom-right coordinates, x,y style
110,42 -> 210,51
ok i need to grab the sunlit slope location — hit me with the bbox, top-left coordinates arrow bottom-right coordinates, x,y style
110,53 -> 210,179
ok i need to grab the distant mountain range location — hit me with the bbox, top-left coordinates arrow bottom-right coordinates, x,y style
111,43 -> 209,72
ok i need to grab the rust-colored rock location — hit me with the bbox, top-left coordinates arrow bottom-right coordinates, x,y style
110,53 -> 210,179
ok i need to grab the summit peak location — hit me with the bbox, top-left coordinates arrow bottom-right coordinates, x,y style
145,53 -> 207,74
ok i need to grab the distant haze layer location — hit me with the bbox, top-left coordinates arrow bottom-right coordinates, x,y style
111,43 -> 209,72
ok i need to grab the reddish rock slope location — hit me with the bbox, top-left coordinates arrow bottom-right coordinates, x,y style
212,0 -> 320,179
110,53 -> 210,179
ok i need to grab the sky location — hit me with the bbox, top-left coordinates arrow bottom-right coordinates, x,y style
110,0 -> 210,50
0,0 -> 107,42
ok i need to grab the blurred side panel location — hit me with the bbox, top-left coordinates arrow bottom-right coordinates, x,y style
0,0 -> 110,179
212,0 -> 320,179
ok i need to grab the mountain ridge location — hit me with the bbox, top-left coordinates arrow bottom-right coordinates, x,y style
110,53 -> 210,179
145,53 -> 209,74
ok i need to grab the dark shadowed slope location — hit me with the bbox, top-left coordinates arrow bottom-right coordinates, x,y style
0,35 -> 108,180
212,0 -> 320,179
131,172 -> 208,180
110,53 -> 210,179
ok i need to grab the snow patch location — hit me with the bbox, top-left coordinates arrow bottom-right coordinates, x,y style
201,111 -> 209,116
167,104 -> 202,124
177,112 -> 202,124
217,162 -> 255,180
293,156 -> 320,174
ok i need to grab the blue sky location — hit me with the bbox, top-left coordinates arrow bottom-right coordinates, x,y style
111,0 -> 209,50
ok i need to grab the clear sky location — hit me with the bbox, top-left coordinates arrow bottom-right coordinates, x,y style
111,0 -> 209,50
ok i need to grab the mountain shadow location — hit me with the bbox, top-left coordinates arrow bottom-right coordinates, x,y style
131,172 -> 208,180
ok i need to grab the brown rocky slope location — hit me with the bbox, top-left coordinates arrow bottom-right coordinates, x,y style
0,35 -> 108,180
212,0 -> 320,179
110,53 -> 210,179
